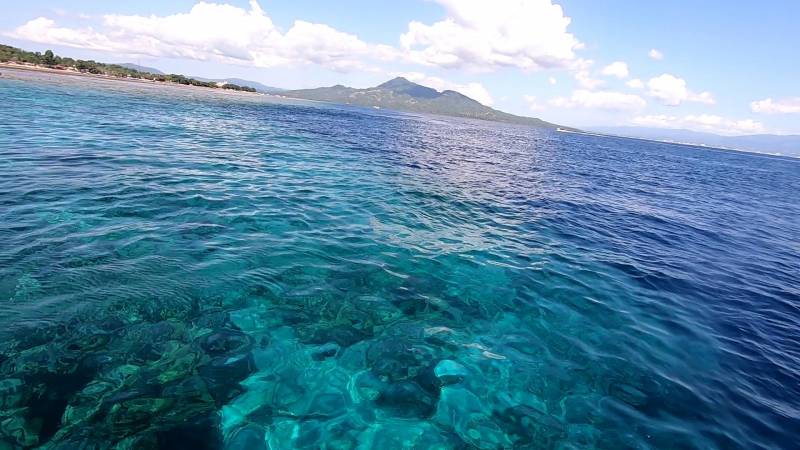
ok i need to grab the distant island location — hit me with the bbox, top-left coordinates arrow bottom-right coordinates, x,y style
281,77 -> 572,130
0,44 -> 257,92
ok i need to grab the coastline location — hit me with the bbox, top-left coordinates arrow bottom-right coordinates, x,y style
0,62 -> 264,97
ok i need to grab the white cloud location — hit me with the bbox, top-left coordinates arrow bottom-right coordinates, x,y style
632,114 -> 765,135
550,89 -> 646,111
400,0 -> 582,70
524,95 -> 545,111
9,17 -> 116,51
7,1 -> 390,72
601,61 -> 629,79
548,77 -> 557,85
649,48 -> 664,60
750,97 -> 800,114
575,70 -> 604,89
627,78 -> 644,89
397,72 -> 494,105
646,74 -> 714,106
571,59 -> 604,90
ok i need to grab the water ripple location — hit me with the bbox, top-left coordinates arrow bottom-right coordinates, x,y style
0,68 -> 799,449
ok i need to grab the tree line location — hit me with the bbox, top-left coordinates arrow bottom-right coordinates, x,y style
0,44 -> 257,92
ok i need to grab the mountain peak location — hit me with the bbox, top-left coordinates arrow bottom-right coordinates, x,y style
377,77 -> 416,89
376,77 -> 440,99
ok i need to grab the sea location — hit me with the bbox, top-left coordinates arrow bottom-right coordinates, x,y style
0,68 -> 798,449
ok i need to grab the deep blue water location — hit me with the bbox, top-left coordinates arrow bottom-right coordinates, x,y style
0,68 -> 799,449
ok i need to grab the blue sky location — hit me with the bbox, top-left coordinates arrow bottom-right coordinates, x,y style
2,0 -> 799,134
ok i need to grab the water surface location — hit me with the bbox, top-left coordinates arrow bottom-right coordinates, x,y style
1,68 -> 799,449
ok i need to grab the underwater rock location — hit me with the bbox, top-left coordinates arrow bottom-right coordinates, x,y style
495,404 -> 566,447
308,391 -> 348,417
113,432 -> 159,450
352,295 -> 403,329
316,412 -> 369,449
375,381 -> 437,419
351,370 -> 386,404
0,379 -> 24,410
305,326 -> 370,349
365,337 -> 436,382
61,380 -> 117,427
434,360 -> 468,386
151,343 -> 202,385
292,419 -> 323,449
435,386 -> 510,449
107,397 -> 174,435
197,329 -> 253,356
0,409 -> 40,447
389,287 -> 446,316
197,330 -> 256,407
64,330 -> 111,354
193,310 -> 234,331
311,342 -> 340,361
78,354 -> 117,374
9,345 -> 63,376
122,321 -> 188,365
357,420 -> 459,450
226,424 -> 267,450
8,324 -> 65,353
100,364 -> 141,388
155,413 -> 223,450
42,427 -> 109,450
198,354 -> 255,405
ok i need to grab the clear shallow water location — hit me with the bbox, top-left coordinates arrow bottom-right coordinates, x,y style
0,69 -> 799,449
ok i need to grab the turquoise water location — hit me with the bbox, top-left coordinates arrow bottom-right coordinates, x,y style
0,68 -> 799,449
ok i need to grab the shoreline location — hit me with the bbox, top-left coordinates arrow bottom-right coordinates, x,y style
0,62 -> 264,97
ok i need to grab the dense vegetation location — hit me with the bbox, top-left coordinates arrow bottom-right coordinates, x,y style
0,44 -> 257,92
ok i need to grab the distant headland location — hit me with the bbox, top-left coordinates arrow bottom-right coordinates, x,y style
0,44 -> 257,93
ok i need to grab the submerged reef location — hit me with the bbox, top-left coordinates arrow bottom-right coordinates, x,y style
0,265 -> 705,449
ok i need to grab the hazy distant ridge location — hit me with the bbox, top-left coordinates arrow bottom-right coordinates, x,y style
117,63 -> 164,75
592,126 -> 800,157
191,76 -> 284,93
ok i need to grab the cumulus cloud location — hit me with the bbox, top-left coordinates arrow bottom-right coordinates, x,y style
550,90 -> 646,111
627,78 -> 644,89
646,74 -> 714,106
396,72 -> 494,105
9,17 -> 116,51
571,59 -> 604,90
400,0 -> 582,70
649,48 -> 664,60
523,95 -> 544,111
601,61 -> 629,79
632,114 -> 765,135
750,97 -> 800,114
575,71 -> 604,89
7,1 -> 391,72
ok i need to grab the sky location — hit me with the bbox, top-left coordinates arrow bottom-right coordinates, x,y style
2,0 -> 799,135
